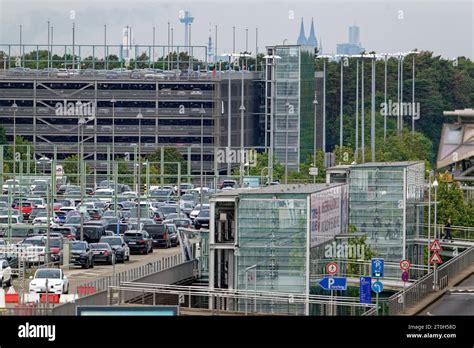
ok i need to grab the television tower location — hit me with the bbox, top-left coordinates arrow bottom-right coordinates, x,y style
179,10 -> 194,48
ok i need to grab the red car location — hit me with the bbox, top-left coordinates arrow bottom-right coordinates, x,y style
13,201 -> 35,219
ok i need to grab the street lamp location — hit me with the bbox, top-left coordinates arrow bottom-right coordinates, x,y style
313,97 -> 318,168
427,170 -> 433,273
199,104 -> 206,205
136,109 -> 143,230
432,178 -> 439,239
222,53 -> 233,176
111,97 -> 116,161
315,54 -> 332,153
432,176 -> 439,289
11,102 -> 18,187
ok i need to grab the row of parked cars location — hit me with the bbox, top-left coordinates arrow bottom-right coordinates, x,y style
7,67 -> 210,80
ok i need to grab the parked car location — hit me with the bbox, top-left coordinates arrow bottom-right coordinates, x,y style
194,209 -> 210,229
142,223 -> 173,248
76,225 -> 107,243
189,204 -> 210,221
123,230 -> 153,254
99,236 -> 130,263
70,241 -> 94,269
89,243 -> 116,264
168,218 -> 193,230
29,268 -> 69,294
0,259 -> 12,288
51,226 -> 76,240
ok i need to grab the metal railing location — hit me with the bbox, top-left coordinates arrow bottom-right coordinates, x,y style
108,282 -> 377,316
411,223 -> 474,242
387,246 -> 474,315
73,252 -> 184,298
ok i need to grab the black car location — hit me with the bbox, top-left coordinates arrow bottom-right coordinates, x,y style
142,223 -> 172,248
99,236 -> 130,263
76,225 -> 107,243
70,241 -> 94,269
89,243 -> 116,264
123,230 -> 153,254
164,224 -> 179,247
193,209 -> 210,229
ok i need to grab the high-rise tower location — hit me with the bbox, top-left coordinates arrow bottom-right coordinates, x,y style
179,10 -> 194,48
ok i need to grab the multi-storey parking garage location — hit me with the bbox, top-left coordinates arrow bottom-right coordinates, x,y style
0,72 -> 259,175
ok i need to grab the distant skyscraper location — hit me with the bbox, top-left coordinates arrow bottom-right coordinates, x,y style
337,24 -> 364,55
307,18 -> 318,47
122,26 -> 134,62
349,25 -> 360,45
207,30 -> 214,62
297,18 -> 307,45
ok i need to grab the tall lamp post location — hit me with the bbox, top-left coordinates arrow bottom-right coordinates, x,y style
199,104 -> 206,205
136,109 -> 143,229
432,177 -> 439,289
12,102 -> 18,189
111,97 -> 116,161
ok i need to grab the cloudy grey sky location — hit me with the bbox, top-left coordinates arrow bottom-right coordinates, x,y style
0,0 -> 472,59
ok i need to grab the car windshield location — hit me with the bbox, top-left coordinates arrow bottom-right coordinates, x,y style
49,239 -> 61,247
66,216 -> 81,224
24,238 -> 44,246
100,237 -> 122,245
161,206 -> 176,215
151,190 -> 170,196
35,269 -> 61,279
71,243 -> 86,250
199,210 -> 210,217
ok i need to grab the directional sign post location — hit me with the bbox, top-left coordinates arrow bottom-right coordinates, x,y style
320,277 -> 347,316
319,277 -> 347,291
371,258 -> 384,278
371,280 -> 383,316
430,239 -> 443,291
360,276 -> 372,305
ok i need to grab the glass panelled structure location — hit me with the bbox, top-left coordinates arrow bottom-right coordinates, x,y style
349,161 -> 425,265
267,45 -> 315,170
237,197 -> 308,294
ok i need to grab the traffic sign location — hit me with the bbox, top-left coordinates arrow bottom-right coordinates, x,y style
309,167 -> 318,176
400,259 -> 411,271
360,276 -> 372,305
372,281 -> 384,293
319,277 -> 347,291
326,262 -> 338,275
401,271 -> 409,282
371,258 -> 384,278
429,251 -> 443,265
430,239 -> 443,251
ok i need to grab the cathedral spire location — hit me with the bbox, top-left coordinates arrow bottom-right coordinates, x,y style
307,17 -> 318,47
297,17 -> 307,45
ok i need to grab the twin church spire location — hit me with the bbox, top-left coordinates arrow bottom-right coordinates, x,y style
297,17 -> 318,48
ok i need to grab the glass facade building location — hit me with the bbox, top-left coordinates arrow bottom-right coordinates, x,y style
266,45 -> 315,170
348,161 -> 425,264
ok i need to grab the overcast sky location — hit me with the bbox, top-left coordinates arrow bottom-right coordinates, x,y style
0,0 -> 472,59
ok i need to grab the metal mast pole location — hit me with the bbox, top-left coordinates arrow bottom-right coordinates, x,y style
227,55 -> 232,176
371,56 -> 376,162
339,58 -> 343,152
355,58 -> 359,162
323,58 -> 326,153
361,57 -> 365,163
384,54 -> 387,140
412,54 -> 416,135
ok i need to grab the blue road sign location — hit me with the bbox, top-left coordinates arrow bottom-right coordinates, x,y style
372,281 -> 384,293
360,276 -> 372,304
319,277 -> 347,291
371,258 -> 384,278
